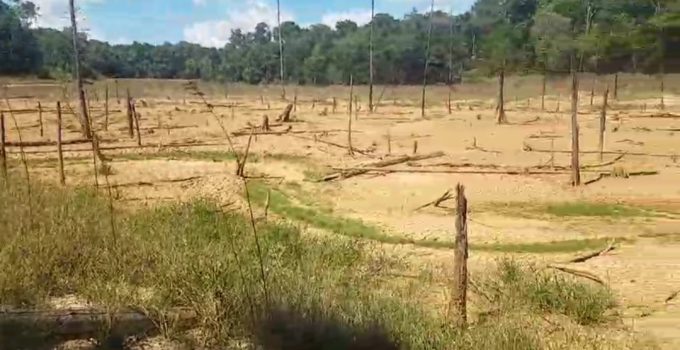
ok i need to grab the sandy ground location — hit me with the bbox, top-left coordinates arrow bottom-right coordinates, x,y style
2,78 -> 679,348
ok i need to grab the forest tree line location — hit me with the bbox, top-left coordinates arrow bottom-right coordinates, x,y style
0,0 -> 678,85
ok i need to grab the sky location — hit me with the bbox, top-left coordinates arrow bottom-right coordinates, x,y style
26,0 -> 476,47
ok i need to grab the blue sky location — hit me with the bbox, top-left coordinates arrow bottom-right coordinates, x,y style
29,0 -> 475,47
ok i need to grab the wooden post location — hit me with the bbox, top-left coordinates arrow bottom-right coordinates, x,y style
133,107 -> 142,147
413,140 -> 418,155
541,71 -> 547,111
447,87 -> 452,115
115,79 -> 120,104
450,183 -> 468,328
590,75 -> 596,106
56,102 -> 66,185
556,93 -> 561,112
0,112 -> 6,180
38,102 -> 44,137
387,130 -> 391,155
293,91 -> 298,112
570,61 -> 581,186
104,85 -> 109,131
69,0 -> 92,138
599,88 -> 609,162
613,73 -> 618,100
126,89 -> 134,138
332,97 -> 337,114
660,75 -> 665,110
348,75 -> 354,156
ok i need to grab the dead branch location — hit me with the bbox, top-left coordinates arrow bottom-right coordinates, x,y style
584,170 -> 658,185
290,135 -> 374,156
107,176 -> 203,189
628,113 -> 680,119
4,139 -> 92,147
0,308 -> 196,346
414,189 -> 453,211
564,239 -> 616,263
547,265 -> 606,285
666,290 -> 680,303
523,143 -> 677,159
323,151 -> 445,181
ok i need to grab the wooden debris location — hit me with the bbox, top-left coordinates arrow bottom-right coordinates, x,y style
565,239 -> 616,263
323,151 -> 445,181
4,139 -> 92,147
547,265 -> 606,285
276,103 -> 294,122
666,290 -> 679,303
108,176 -> 203,189
414,189 -> 453,211
584,170 -> 658,185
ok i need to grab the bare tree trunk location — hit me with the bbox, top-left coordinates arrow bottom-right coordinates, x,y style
69,0 -> 91,138
599,88 -> 609,162
0,113 -> 6,181
450,183 -> 468,329
277,0 -> 286,100
368,0 -> 375,113
541,70 -> 547,111
570,62 -> 581,186
660,71 -> 665,110
348,75 -> 354,156
420,0 -> 435,118
496,68 -> 507,124
57,102 -> 65,185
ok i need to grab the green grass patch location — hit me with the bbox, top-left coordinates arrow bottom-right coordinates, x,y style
474,237 -> 632,254
487,201 -> 659,219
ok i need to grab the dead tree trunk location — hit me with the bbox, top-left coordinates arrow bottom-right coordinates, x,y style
126,89 -> 134,138
69,0 -> 92,138
496,68 -> 507,124
570,62 -> 581,186
599,88 -> 609,162
277,104 -> 294,122
332,97 -> 337,114
115,79 -> 120,104
450,183 -> 468,328
348,75 -> 354,156
420,0 -> 435,118
590,75 -> 596,106
57,102 -> 65,185
104,85 -> 109,131
0,112 -> 6,180
368,0 -> 375,113
133,108 -> 142,147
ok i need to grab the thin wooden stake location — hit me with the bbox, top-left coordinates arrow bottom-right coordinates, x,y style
613,73 -> 619,100
450,183 -> 468,329
570,60 -> 581,186
660,75 -> 665,110
387,130 -> 391,155
115,79 -> 120,104
56,102 -> 65,185
496,67 -> 507,123
38,102 -> 43,137
133,108 -> 142,147
69,0 -> 92,138
599,88 -> 609,162
332,97 -> 337,114
368,0 -> 375,113
126,89 -> 134,138
0,112 -> 6,181
348,75 -> 354,156
413,140 -> 418,155
541,71 -> 547,111
104,85 -> 109,131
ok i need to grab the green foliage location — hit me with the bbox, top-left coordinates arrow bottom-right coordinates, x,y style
0,0 -> 675,82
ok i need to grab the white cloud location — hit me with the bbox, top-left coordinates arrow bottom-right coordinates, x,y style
193,0 -> 207,6
321,9 -> 373,28
30,0 -> 103,29
183,0 -> 293,47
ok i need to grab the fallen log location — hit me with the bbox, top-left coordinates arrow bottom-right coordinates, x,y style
323,151 -> 445,181
523,143 -> 678,159
277,103 -> 294,122
5,138 -> 93,147
0,308 -> 196,347
564,239 -> 616,264
584,170 -> 658,185
547,265 -> 606,285
107,176 -> 203,188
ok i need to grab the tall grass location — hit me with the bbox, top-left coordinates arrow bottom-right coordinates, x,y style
0,181 -> 625,349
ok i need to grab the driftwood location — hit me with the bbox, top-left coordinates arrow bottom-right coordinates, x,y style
565,239 -> 616,263
0,308 -> 196,347
323,151 -> 445,181
276,103 -> 294,122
